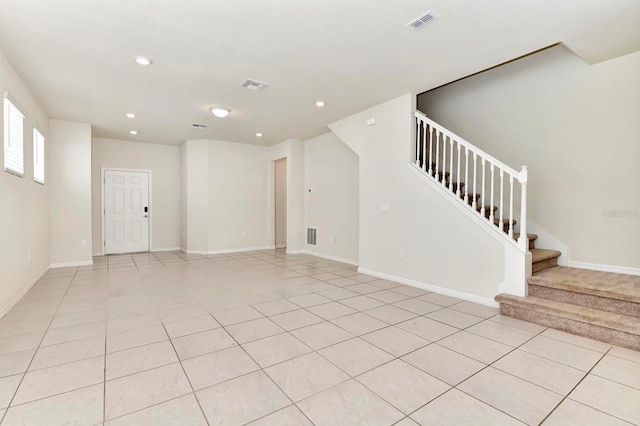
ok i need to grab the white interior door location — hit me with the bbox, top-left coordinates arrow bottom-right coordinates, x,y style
104,170 -> 150,254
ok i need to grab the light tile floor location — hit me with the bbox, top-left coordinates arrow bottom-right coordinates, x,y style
0,250 -> 638,425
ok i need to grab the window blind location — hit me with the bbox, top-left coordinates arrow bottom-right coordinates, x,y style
3,94 -> 25,176
33,126 -> 45,183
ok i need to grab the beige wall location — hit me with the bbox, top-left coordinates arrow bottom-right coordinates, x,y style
0,48 -> 50,317
330,94 -> 506,303
91,137 -> 182,254
48,120 -> 93,266
304,132 -> 359,263
418,46 -> 640,271
274,158 -> 287,248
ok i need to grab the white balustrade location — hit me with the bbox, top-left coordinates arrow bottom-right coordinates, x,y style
414,111 -> 529,252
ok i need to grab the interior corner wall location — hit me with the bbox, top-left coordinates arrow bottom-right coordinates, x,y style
180,142 -> 187,250
267,139 -> 305,252
91,137 -> 182,254
184,140 -> 209,253
0,47 -> 50,317
330,94 -> 505,302
48,120 -> 93,266
304,132 -> 359,263
418,45 -> 640,270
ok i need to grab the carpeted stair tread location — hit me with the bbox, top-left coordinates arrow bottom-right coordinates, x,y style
495,294 -> 640,337
530,266 -> 640,304
531,249 -> 561,263
513,233 -> 538,242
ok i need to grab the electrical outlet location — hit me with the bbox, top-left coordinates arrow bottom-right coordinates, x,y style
81,240 -> 87,247
27,251 -> 31,262
399,249 -> 405,259
241,231 -> 247,237
329,236 -> 336,243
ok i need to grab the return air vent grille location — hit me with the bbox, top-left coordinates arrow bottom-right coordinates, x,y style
191,123 -> 207,129
306,228 -> 317,246
240,79 -> 269,91
406,11 -> 440,30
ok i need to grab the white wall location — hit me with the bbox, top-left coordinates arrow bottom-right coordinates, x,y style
48,120 -> 93,266
330,94 -> 507,303
304,132 -> 359,263
419,45 -> 640,271
0,48 -> 50,317
91,137 -> 182,254
274,158 -> 287,248
183,139 -> 269,253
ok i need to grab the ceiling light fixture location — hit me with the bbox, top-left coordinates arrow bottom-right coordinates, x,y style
256,133 -> 263,138
210,106 -> 231,118
315,101 -> 325,107
125,113 -> 136,118
135,57 -> 153,66
129,130 -> 138,135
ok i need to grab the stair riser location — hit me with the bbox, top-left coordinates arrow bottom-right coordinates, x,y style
499,303 -> 640,351
528,285 -> 640,318
533,257 -> 558,273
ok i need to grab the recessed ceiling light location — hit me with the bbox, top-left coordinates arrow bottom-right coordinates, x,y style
210,106 -> 231,118
256,133 -> 263,138
125,113 -> 136,118
135,57 -> 153,66
129,130 -> 138,135
315,101 -> 325,107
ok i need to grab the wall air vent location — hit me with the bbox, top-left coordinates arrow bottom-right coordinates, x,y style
306,228 -> 317,246
191,123 -> 207,129
240,79 -> 269,91
406,11 -> 439,30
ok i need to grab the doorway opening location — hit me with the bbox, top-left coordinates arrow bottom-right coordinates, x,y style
274,158 -> 287,249
102,168 -> 151,255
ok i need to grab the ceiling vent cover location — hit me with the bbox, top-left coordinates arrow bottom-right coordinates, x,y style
406,11 -> 439,30
240,79 -> 269,91
191,123 -> 207,129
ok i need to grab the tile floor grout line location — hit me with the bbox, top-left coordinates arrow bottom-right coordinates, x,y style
1,266 -> 82,422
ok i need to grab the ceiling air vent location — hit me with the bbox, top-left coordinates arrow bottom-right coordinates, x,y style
240,79 -> 269,91
191,123 -> 207,129
406,11 -> 440,30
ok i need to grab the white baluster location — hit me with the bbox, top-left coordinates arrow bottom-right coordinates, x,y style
449,138 -> 454,192
489,164 -> 495,224
464,147 -> 469,201
499,169 -> 504,232
518,166 -> 529,251
415,118 -> 421,166
435,131 -> 440,181
428,126 -> 434,176
509,174 -> 514,238
480,159 -> 486,217
456,143 -> 461,197
441,134 -> 447,188
422,124 -> 427,171
471,152 -> 476,208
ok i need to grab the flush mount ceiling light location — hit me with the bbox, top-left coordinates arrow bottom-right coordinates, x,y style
129,130 -> 138,135
125,113 -> 136,118
135,56 -> 153,66
315,101 -> 325,107
210,106 -> 231,118
256,133 -> 263,138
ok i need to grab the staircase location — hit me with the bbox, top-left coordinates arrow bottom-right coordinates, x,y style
496,267 -> 640,350
414,111 -> 638,351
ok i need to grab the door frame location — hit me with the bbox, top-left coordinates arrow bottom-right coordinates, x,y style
101,167 -> 153,256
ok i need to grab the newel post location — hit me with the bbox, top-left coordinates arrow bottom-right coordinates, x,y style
518,166 -> 528,251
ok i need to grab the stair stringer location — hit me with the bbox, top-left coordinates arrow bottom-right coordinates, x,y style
409,162 -> 531,297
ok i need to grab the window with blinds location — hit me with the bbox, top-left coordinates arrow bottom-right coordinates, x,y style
33,127 -> 45,184
3,93 -> 25,176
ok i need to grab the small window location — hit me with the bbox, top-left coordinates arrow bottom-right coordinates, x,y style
3,92 -> 25,176
33,127 -> 45,184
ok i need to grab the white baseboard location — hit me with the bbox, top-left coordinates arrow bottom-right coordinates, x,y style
358,267 -> 499,308
151,247 -> 182,253
0,265 -> 49,320
92,252 -> 102,257
186,246 -> 272,255
568,261 -> 640,276
50,260 -> 94,269
289,249 -> 358,266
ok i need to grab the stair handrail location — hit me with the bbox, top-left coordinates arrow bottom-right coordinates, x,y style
414,111 -> 529,252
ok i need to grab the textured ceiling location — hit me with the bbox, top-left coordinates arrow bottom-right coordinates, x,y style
0,0 -> 638,146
